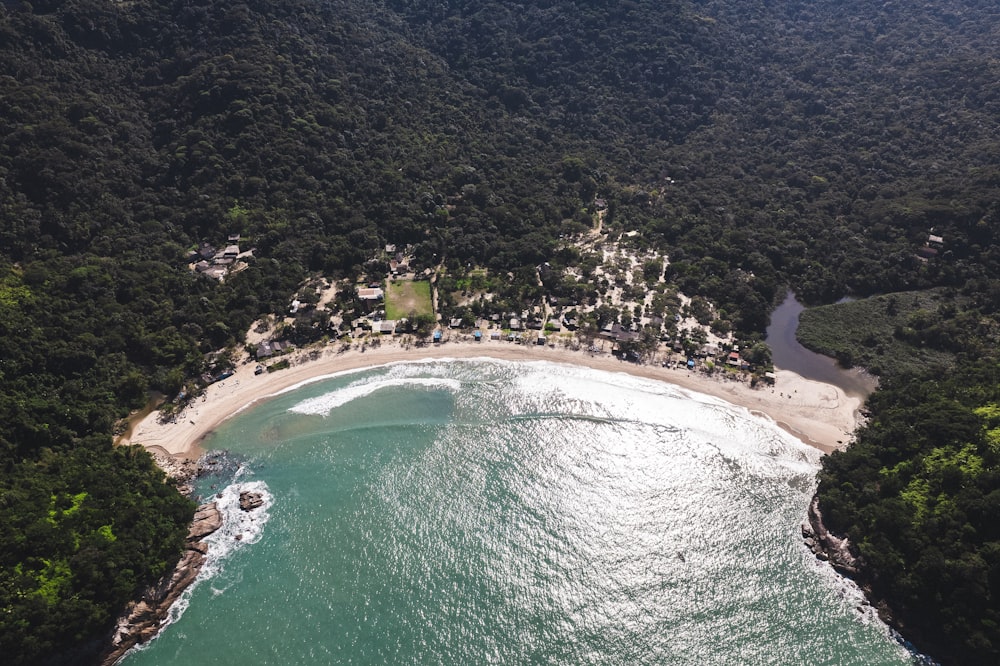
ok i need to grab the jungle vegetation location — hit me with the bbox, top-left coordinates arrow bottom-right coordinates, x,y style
818,365 -> 1000,665
796,289 -> 961,377
1,0 -> 999,663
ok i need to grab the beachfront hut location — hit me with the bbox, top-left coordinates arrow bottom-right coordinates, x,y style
536,335 -> 547,346
474,330 -> 483,341
433,330 -> 443,343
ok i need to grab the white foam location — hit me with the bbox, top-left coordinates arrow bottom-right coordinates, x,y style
127,476 -> 273,657
809,553 -> 928,662
288,377 -> 461,416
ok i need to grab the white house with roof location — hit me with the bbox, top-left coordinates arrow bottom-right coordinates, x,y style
358,287 -> 384,301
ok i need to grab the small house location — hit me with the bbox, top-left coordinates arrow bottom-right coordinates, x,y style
602,324 -> 639,343
358,287 -> 384,301
917,246 -> 939,259
433,330 -> 443,343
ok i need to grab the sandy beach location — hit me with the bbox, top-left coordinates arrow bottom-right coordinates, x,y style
124,337 -> 869,460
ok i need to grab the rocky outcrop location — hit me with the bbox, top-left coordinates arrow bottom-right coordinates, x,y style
239,490 -> 264,512
188,503 -> 223,538
147,448 -> 201,496
803,496 -> 909,638
98,502 -> 222,666
802,495 -> 860,577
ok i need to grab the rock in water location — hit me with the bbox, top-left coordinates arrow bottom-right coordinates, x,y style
239,490 -> 264,511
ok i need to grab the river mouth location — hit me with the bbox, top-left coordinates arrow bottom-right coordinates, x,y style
766,292 -> 878,399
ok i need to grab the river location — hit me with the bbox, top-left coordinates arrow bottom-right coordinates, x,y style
766,292 -> 877,398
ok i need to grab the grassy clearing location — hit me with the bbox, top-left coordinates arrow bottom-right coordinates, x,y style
385,279 -> 433,320
797,289 -> 956,377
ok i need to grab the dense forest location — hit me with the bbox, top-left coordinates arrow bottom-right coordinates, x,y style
817,365 -> 1000,665
1,0 -> 999,663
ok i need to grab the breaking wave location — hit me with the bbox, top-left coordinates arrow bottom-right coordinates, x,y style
288,376 -> 461,416
129,476 -> 273,656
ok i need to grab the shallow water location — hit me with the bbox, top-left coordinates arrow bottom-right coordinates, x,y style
123,360 -> 915,665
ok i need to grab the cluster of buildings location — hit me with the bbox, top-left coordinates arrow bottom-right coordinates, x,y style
188,234 -> 252,281
917,233 -> 945,261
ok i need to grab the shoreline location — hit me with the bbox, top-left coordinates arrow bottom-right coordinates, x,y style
124,337 -> 870,458
112,335 -> 876,662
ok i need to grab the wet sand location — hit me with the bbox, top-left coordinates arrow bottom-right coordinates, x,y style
123,336 -> 870,459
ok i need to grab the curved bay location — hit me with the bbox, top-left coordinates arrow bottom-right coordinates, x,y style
124,360 -> 912,665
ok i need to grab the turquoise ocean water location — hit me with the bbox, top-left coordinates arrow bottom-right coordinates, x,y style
122,359 -> 919,665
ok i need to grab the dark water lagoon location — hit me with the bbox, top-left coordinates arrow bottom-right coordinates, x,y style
766,292 -> 878,398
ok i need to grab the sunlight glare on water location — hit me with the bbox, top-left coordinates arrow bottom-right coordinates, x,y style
123,360 -> 914,666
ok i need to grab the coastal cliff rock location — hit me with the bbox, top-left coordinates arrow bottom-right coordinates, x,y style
188,503 -> 224,538
98,502 -> 222,666
803,495 -> 860,577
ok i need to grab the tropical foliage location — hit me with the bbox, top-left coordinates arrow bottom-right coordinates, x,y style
1,0 -> 1000,662
818,366 -> 1000,665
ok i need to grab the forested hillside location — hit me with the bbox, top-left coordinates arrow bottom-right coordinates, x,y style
818,366 -> 1000,665
1,0 -> 999,663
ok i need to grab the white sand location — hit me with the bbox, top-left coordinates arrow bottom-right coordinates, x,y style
124,337 -> 868,459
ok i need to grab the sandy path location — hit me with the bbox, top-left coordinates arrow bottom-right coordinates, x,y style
124,338 -> 868,460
